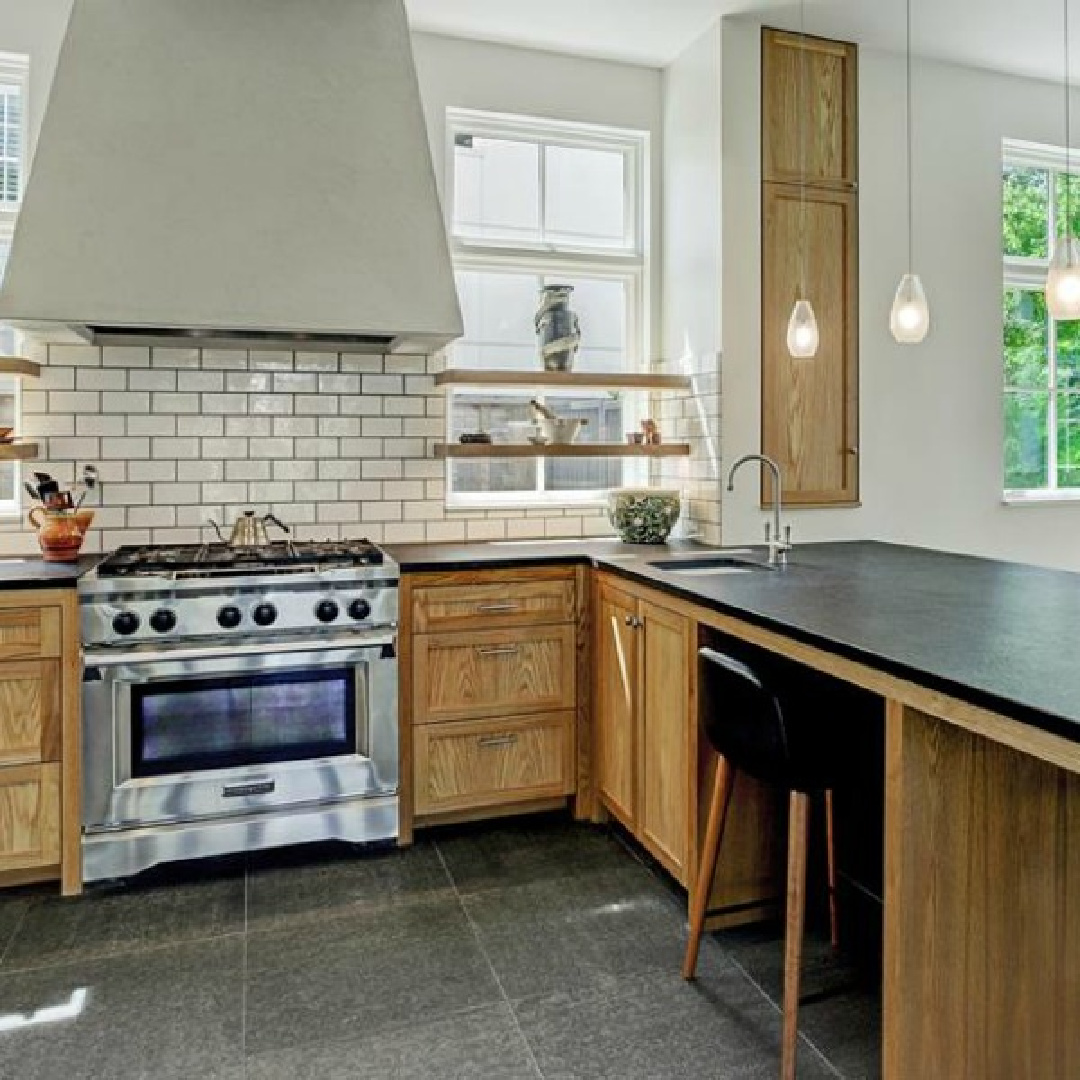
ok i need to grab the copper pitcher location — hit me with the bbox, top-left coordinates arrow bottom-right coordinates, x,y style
28,508 -> 92,563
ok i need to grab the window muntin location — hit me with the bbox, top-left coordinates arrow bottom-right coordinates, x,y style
446,110 -> 649,508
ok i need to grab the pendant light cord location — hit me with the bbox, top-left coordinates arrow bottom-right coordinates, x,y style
906,0 -> 914,271
1066,0 -> 1073,238
799,0 -> 808,299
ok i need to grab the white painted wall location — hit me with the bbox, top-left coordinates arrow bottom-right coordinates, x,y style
717,16 -> 1080,571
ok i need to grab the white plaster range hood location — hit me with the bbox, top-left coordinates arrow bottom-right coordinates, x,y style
0,0 -> 463,354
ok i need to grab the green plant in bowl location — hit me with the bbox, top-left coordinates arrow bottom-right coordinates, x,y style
608,488 -> 682,544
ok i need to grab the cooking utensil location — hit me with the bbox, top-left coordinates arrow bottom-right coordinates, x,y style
208,510 -> 291,547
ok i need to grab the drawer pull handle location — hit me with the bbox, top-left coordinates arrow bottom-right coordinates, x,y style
476,602 -> 520,613
475,645 -> 521,657
478,734 -> 519,749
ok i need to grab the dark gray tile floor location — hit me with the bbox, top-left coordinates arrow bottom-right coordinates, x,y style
0,816 -> 880,1079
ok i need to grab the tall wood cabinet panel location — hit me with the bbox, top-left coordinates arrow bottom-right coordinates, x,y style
762,184 -> 859,505
761,28 -> 859,507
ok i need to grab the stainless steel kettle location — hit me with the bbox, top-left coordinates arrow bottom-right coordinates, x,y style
209,510 -> 290,547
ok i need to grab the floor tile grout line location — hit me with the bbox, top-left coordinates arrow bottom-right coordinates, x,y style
241,858 -> 250,1079
0,901 -> 32,967
725,951 -> 846,1078
433,840 -> 547,1080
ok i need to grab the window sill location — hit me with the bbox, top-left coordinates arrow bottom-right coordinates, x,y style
1002,490 -> 1080,507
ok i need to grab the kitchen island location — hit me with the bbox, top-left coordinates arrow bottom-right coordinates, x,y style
388,538 -> 1080,1080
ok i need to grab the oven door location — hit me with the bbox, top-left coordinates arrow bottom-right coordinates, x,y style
82,637 -> 398,831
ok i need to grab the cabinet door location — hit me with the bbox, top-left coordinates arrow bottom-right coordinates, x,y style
594,584 -> 638,828
638,601 -> 693,883
0,660 -> 62,767
762,29 -> 858,191
761,183 -> 859,505
0,763 -> 61,872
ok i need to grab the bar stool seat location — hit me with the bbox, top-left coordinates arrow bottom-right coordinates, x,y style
683,646 -> 855,1080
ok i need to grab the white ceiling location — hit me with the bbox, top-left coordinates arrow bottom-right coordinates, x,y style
404,0 -> 1071,84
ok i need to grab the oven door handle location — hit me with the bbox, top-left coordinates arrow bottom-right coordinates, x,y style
83,635 -> 396,670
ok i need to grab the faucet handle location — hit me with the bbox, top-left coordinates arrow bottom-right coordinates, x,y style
764,521 -> 772,545
784,524 -> 792,547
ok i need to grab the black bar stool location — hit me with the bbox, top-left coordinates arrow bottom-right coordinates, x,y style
683,646 -> 847,1080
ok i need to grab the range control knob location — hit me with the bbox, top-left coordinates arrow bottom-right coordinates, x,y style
149,609 -> 177,634
315,599 -> 340,624
348,598 -> 372,621
112,611 -> 141,636
217,606 -> 243,629
252,603 -> 278,627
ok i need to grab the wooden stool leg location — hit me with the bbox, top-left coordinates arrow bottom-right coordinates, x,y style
682,755 -> 736,980
824,789 -> 839,950
782,791 -> 811,1080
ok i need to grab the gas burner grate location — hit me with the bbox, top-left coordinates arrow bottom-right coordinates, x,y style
96,540 -> 385,577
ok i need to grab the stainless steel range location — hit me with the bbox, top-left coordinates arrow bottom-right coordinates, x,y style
78,539 -> 399,882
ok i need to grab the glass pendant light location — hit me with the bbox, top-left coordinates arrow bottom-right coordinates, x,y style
787,299 -> 820,358
787,0 -> 819,359
1048,0 -> 1080,320
889,0 -> 930,343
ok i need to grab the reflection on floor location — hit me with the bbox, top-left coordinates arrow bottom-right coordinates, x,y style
0,816 -> 881,1079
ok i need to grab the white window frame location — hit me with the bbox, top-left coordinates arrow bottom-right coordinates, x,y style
444,108 -> 651,510
1002,139 -> 1080,503
0,52 -> 29,519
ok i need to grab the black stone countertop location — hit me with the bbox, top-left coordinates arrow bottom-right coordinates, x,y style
0,553 -> 101,589
384,538 -> 1080,743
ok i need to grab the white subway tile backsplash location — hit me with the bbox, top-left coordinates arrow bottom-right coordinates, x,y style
177,460 -> 225,482
153,393 -> 200,414
153,437 -> 201,459
102,437 -> 151,460
22,345 -> 625,547
76,412 -> 126,438
129,369 -> 177,392
177,371 -> 225,393
77,369 -> 128,392
273,372 -> 318,394
226,460 -> 272,482
295,395 -> 339,417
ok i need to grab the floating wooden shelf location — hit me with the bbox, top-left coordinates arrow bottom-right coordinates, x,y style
0,441 -> 39,461
435,369 -> 692,391
0,357 -> 41,379
435,442 -> 691,460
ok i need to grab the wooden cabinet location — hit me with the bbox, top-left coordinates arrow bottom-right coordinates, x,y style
0,590 -> 80,895
761,28 -> 859,507
401,567 -> 581,834
594,576 -> 694,883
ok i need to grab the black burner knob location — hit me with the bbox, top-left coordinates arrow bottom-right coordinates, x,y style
252,603 -> 278,627
149,609 -> 177,634
347,598 -> 371,621
112,611 -> 141,636
217,605 -> 243,629
315,599 -> 340,624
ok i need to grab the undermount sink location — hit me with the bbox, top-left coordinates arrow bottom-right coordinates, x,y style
646,555 -> 776,575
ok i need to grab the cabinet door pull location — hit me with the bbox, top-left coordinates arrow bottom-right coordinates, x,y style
476,602 -> 520,613
478,734 -> 519,749
624,615 -> 642,629
475,645 -> 521,657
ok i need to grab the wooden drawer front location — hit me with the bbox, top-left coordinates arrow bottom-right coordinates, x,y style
0,763 -> 60,871
0,660 -> 62,767
414,626 -> 576,724
0,606 -> 61,661
412,580 -> 575,633
415,713 -> 575,816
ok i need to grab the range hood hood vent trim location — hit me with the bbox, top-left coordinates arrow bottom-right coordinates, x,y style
0,0 -> 463,354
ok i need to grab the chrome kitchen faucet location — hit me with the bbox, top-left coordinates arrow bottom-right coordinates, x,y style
726,454 -> 793,567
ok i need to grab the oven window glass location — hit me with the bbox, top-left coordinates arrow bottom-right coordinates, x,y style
131,668 -> 356,776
